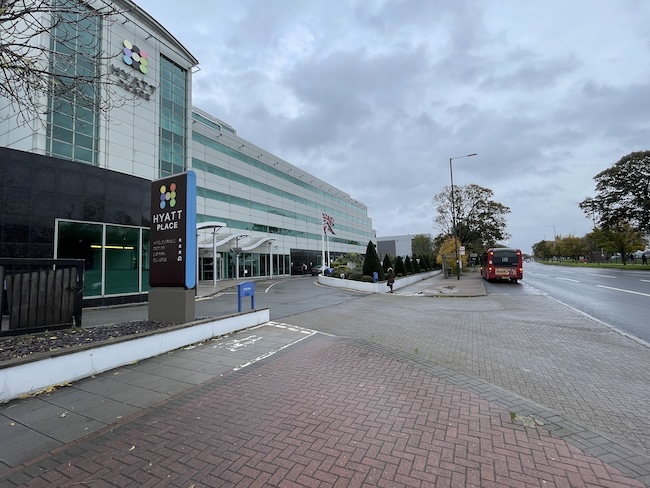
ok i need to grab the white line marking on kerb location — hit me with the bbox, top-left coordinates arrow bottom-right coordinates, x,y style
597,285 -> 650,298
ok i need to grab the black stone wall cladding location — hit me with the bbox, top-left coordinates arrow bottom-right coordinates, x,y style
0,147 -> 152,306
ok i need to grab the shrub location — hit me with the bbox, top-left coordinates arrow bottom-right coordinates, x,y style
348,271 -> 363,281
362,240 -> 384,280
361,275 -> 374,282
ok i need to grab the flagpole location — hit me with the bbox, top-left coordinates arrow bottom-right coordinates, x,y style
321,212 -> 326,269
326,232 -> 330,267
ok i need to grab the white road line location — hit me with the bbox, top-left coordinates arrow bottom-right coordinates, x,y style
590,274 -> 617,279
264,281 -> 281,293
556,277 -> 580,282
597,285 -> 650,298
641,279 -> 650,283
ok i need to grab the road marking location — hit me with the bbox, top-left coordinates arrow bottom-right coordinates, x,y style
590,274 -> 617,279
556,277 -> 580,282
597,285 -> 650,297
264,281 -> 281,293
641,279 -> 650,283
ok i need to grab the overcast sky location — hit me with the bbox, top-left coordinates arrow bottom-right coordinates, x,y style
135,0 -> 650,254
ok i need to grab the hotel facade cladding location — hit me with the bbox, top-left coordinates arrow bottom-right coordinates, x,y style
0,0 -> 374,305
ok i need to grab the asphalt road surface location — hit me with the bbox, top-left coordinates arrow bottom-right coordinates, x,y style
503,261 -> 650,343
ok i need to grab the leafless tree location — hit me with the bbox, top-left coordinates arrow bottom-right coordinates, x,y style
1,0 -> 139,124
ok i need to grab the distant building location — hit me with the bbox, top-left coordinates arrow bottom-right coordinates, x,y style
377,234 -> 432,260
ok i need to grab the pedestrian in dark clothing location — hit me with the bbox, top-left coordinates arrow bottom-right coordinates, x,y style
643,254 -> 648,265
387,267 -> 395,293
301,263 -> 307,276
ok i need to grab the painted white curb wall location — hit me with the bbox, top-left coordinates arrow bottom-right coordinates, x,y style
317,270 -> 440,292
0,309 -> 270,403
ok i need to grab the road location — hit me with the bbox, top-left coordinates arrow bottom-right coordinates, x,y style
196,276 -> 366,321
485,261 -> 650,343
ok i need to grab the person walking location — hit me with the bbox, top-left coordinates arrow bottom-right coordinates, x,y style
387,267 -> 395,293
301,263 -> 307,276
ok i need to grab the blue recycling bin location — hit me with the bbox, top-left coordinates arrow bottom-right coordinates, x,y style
372,271 -> 378,283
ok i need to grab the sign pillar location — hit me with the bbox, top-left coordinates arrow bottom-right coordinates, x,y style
148,171 -> 197,323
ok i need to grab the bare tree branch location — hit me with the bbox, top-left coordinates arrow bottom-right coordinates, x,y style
1,0 -> 142,124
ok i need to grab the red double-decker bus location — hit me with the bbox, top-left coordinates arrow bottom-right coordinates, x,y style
481,248 -> 523,283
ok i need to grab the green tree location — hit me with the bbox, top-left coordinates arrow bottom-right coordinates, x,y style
412,255 -> 422,273
587,224 -> 645,265
579,151 -> 650,235
433,184 -> 511,251
404,256 -> 414,275
332,252 -> 363,269
362,240 -> 384,280
394,255 -> 407,276
411,234 -> 434,258
532,240 -> 554,260
382,254 -> 393,272
556,235 -> 590,260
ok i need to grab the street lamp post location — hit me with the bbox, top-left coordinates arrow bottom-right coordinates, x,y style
449,153 -> 477,280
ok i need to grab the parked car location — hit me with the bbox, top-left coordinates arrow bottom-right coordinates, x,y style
311,265 -> 328,276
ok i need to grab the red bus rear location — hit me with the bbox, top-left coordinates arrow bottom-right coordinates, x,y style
481,248 -> 523,283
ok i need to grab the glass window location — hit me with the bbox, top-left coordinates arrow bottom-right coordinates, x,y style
142,230 -> 150,292
105,226 -> 140,295
51,140 -> 73,159
46,0 -> 99,165
56,221 -> 103,297
159,56 -> 187,177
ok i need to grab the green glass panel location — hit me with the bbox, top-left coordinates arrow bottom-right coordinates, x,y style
73,147 -> 94,164
75,133 -> 94,149
56,221 -> 103,297
52,125 -> 73,143
104,226 -> 140,295
51,140 -> 73,159
52,111 -> 73,130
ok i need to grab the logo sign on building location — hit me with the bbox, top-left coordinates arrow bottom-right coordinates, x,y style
122,40 -> 149,74
149,171 -> 197,289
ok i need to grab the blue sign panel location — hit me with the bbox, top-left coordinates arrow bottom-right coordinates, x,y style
237,281 -> 255,312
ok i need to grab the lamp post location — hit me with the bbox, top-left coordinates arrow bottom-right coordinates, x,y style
449,153 -> 477,280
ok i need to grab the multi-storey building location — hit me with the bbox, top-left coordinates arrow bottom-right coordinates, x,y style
0,0 -> 374,306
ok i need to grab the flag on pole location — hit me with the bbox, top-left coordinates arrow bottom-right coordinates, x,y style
323,213 -> 335,235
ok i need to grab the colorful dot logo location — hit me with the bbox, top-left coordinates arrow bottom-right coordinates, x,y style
122,40 -> 149,75
159,183 -> 177,209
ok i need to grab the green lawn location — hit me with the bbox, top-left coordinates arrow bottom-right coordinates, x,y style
536,260 -> 650,271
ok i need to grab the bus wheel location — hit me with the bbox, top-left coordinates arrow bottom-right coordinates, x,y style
510,278 -> 518,283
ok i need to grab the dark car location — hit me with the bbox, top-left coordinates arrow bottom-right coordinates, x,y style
311,265 -> 328,276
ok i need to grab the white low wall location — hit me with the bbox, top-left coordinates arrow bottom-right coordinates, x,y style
0,309 -> 270,403
318,270 -> 441,293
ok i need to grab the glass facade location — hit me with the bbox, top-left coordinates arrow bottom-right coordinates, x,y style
56,220 -> 149,298
46,0 -> 100,165
159,57 -> 187,177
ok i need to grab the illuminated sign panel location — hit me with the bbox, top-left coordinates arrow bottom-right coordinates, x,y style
149,171 -> 197,288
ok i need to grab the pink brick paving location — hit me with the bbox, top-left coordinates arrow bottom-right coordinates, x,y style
8,335 -> 646,487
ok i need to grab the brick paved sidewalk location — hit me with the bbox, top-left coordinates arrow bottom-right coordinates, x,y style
2,334 -> 644,487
